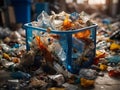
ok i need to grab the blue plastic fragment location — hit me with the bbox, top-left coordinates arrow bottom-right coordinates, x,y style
106,55 -> 120,63
102,19 -> 111,25
11,71 -> 31,79
70,12 -> 79,21
12,43 -> 21,48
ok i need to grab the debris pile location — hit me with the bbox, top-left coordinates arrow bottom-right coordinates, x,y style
0,11 -> 120,90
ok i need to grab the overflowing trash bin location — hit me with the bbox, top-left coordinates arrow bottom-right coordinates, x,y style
24,11 -> 98,74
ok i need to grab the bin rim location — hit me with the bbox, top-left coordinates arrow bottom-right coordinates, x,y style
24,23 -> 97,34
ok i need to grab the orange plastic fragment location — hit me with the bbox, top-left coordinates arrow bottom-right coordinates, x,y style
35,36 -> 53,63
110,43 -> 120,51
3,53 -> 11,60
74,30 -> 91,39
63,16 -> 73,30
94,51 -> 106,65
81,78 -> 94,87
99,64 -> 107,71
12,58 -> 20,63
96,50 -> 106,58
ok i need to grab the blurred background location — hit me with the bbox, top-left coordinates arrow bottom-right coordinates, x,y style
0,0 -> 120,27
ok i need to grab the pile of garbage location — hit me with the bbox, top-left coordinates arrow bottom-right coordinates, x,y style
0,11 -> 120,90
32,11 -> 93,31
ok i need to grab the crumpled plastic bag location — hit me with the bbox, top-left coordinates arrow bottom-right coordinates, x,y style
79,69 -> 97,80
37,11 -> 56,30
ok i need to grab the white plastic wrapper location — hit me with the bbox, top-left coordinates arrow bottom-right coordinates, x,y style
48,74 -> 65,86
80,11 -> 90,23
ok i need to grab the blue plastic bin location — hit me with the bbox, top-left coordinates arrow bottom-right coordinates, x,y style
24,23 -> 97,74
35,2 -> 49,17
11,0 -> 32,24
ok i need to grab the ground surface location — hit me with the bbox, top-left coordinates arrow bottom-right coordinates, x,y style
0,70 -> 120,90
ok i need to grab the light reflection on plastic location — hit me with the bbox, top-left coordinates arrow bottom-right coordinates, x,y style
68,65 -> 71,70
66,0 -> 106,4
88,0 -> 106,5
66,0 -> 73,3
